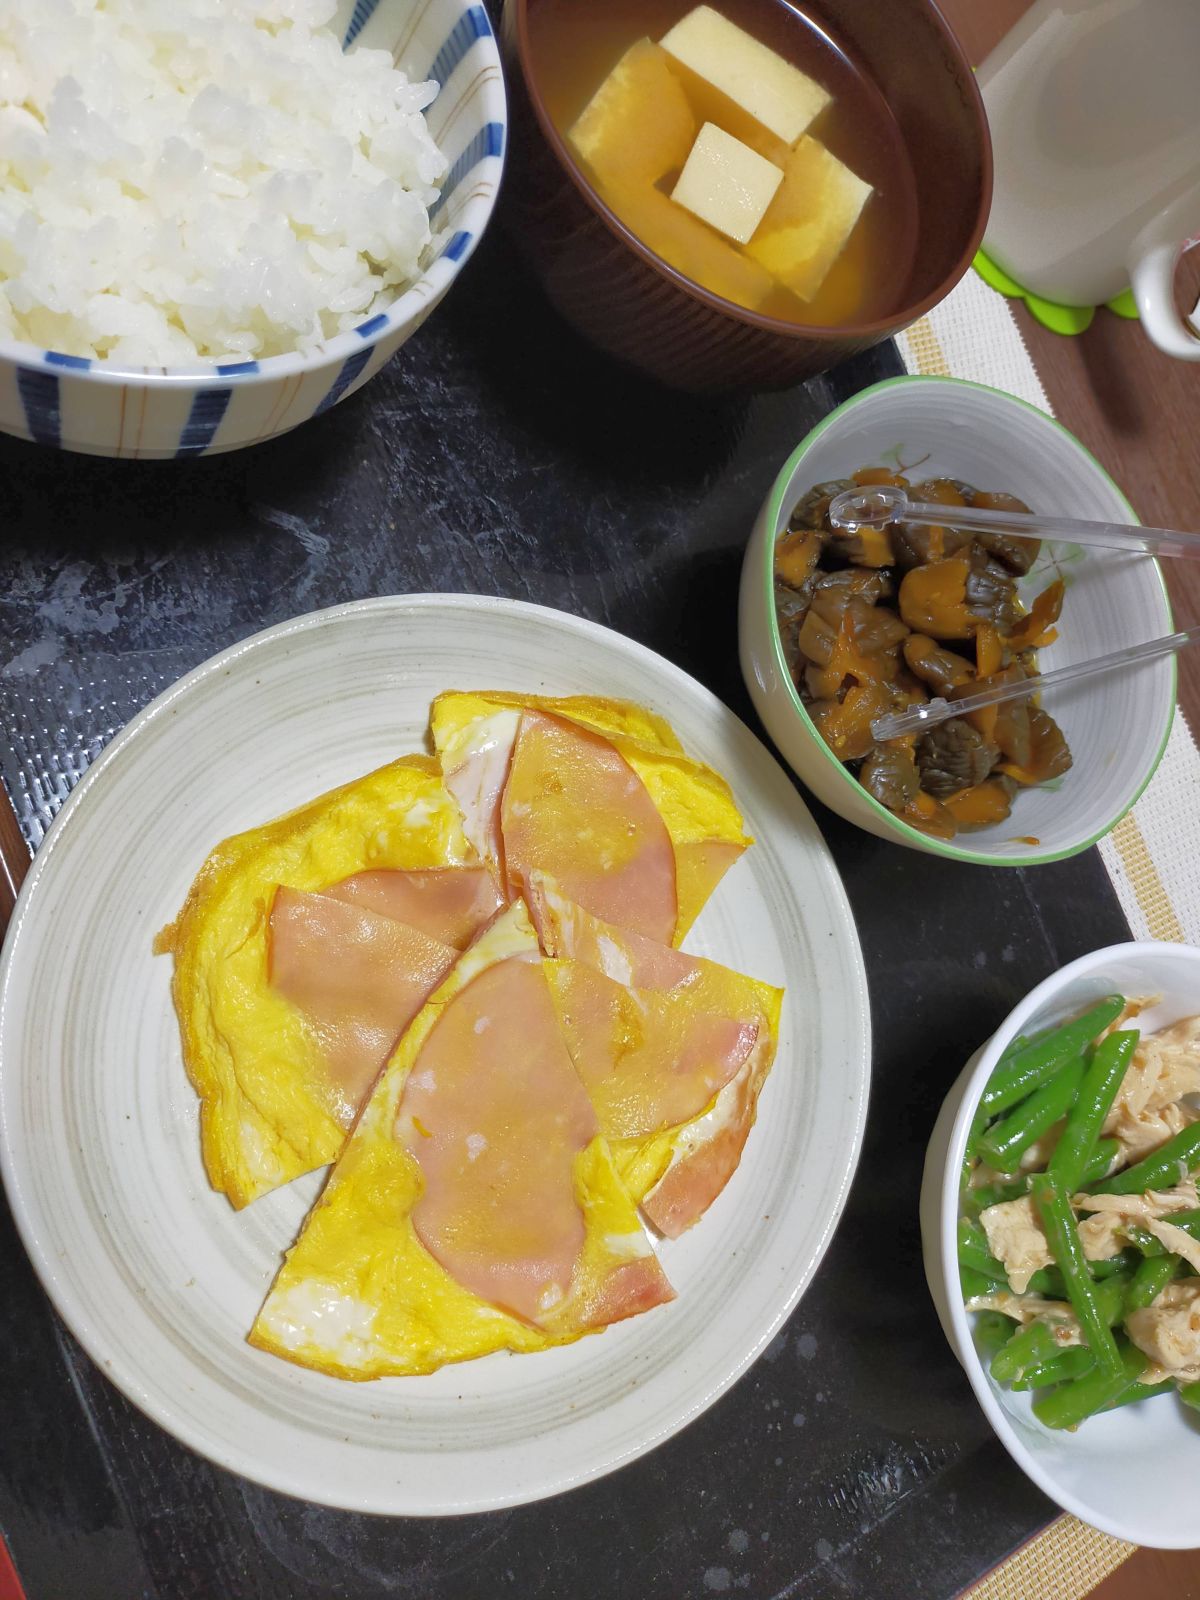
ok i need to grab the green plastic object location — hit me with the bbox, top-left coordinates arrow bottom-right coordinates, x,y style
973,248 -> 1141,336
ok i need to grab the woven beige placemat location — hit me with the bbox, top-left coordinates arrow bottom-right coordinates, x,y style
896,273 -> 1200,947
958,1514 -> 1134,1600
897,275 -> 1172,1599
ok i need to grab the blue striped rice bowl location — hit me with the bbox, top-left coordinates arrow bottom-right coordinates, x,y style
0,0 -> 506,459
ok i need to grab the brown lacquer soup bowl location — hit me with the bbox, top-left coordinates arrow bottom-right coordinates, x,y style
500,0 -> 991,392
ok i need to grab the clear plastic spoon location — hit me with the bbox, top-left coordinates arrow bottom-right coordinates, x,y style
870,625 -> 1200,743
827,485 -> 1200,561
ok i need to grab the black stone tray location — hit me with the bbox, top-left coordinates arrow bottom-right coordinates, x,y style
0,221 -> 1130,1600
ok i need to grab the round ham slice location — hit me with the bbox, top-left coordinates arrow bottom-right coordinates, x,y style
502,710 -> 677,944
325,868 -> 504,950
269,888 -> 459,1127
395,956 -> 599,1324
546,961 -> 759,1138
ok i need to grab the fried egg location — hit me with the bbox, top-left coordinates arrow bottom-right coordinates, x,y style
158,756 -> 477,1208
251,902 -> 675,1379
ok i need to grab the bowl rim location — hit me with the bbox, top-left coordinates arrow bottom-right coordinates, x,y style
935,939 -> 1200,1548
758,373 -> 1177,865
507,0 -> 992,342
0,2 -> 508,386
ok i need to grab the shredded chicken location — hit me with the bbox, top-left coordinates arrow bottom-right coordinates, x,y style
1108,1099 -> 1200,1166
1126,1280 -> 1200,1377
1095,994 -> 1158,1043
1072,1181 -> 1199,1219
980,1194 -> 1130,1293
964,1290 -> 1082,1347
1102,1011 -> 1200,1164
1144,1218 -> 1200,1276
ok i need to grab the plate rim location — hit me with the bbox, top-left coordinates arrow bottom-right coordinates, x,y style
0,593 -> 872,1514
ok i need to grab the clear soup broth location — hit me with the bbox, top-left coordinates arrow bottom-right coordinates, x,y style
533,0 -> 919,329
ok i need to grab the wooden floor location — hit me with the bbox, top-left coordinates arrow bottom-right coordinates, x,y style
938,4 -> 1200,1595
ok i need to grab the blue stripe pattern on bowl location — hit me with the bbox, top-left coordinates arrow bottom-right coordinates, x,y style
176,389 -> 234,459
16,368 -> 61,450
429,4 -> 491,88
342,0 -> 382,46
429,120 -> 504,220
3,0 -> 506,458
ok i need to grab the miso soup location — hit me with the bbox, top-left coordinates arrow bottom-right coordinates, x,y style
532,0 -> 919,328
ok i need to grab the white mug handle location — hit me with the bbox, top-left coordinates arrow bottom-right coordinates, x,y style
1129,182 -> 1200,361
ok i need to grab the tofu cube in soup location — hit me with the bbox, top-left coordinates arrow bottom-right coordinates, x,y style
746,137 -> 873,300
671,123 -> 783,245
661,5 -> 831,145
568,39 -> 697,187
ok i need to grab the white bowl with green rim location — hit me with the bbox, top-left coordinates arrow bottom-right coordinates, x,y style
737,375 -> 1175,864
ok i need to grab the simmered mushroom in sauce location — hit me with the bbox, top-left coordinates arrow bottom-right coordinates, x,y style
773,467 -> 1073,839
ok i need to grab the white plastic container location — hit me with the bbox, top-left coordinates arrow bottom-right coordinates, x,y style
979,0 -> 1200,358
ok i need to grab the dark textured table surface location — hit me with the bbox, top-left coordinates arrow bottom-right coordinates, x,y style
0,217 -> 1133,1599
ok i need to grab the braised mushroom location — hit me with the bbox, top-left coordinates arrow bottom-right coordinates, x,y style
903,634 -> 976,694
772,464 -> 1073,840
788,479 -> 854,531
964,550 -> 1022,633
860,743 -> 920,811
970,490 -> 1041,574
774,527 -> 825,592
898,557 -> 976,639
1000,706 -> 1073,786
916,717 -> 1000,798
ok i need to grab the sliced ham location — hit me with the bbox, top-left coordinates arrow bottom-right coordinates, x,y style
532,874 -> 779,1230
269,888 -> 459,1127
641,1054 -> 770,1239
395,955 -> 601,1324
325,867 -> 504,950
545,962 -> 759,1139
502,710 -> 677,945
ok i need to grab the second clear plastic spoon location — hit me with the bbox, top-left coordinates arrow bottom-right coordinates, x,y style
827,485 -> 1200,561
870,625 -> 1200,743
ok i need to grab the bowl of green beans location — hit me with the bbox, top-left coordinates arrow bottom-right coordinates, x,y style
920,940 -> 1200,1548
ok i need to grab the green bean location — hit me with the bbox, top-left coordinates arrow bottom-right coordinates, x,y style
990,1321 -> 1060,1383
960,1265 -> 1004,1300
964,1179 -> 1030,1214
973,1311 -> 1015,1364
1103,1379 -> 1174,1412
1024,1253 -> 1135,1297
1119,1209 -> 1200,1259
1011,1347 -> 1096,1391
979,1059 -> 1086,1175
963,1034 -> 1033,1184
957,1219 -> 1008,1281
1033,1341 -> 1147,1429
1124,1253 -> 1181,1313
1049,1031 -> 1138,1195
1091,1122 -> 1200,1196
1031,1174 -> 1124,1374
1080,1139 -> 1121,1188
980,998 -> 1125,1117
1090,1250 -> 1140,1280
1179,1380 -> 1200,1412
1093,1272 -> 1135,1326
1122,1224 -> 1164,1257
1025,1266 -> 1066,1298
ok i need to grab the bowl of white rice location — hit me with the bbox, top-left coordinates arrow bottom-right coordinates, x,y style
0,0 -> 506,457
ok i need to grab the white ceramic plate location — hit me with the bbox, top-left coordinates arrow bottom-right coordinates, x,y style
0,595 -> 870,1516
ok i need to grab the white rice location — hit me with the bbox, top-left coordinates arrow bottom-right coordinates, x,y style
0,0 -> 448,365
